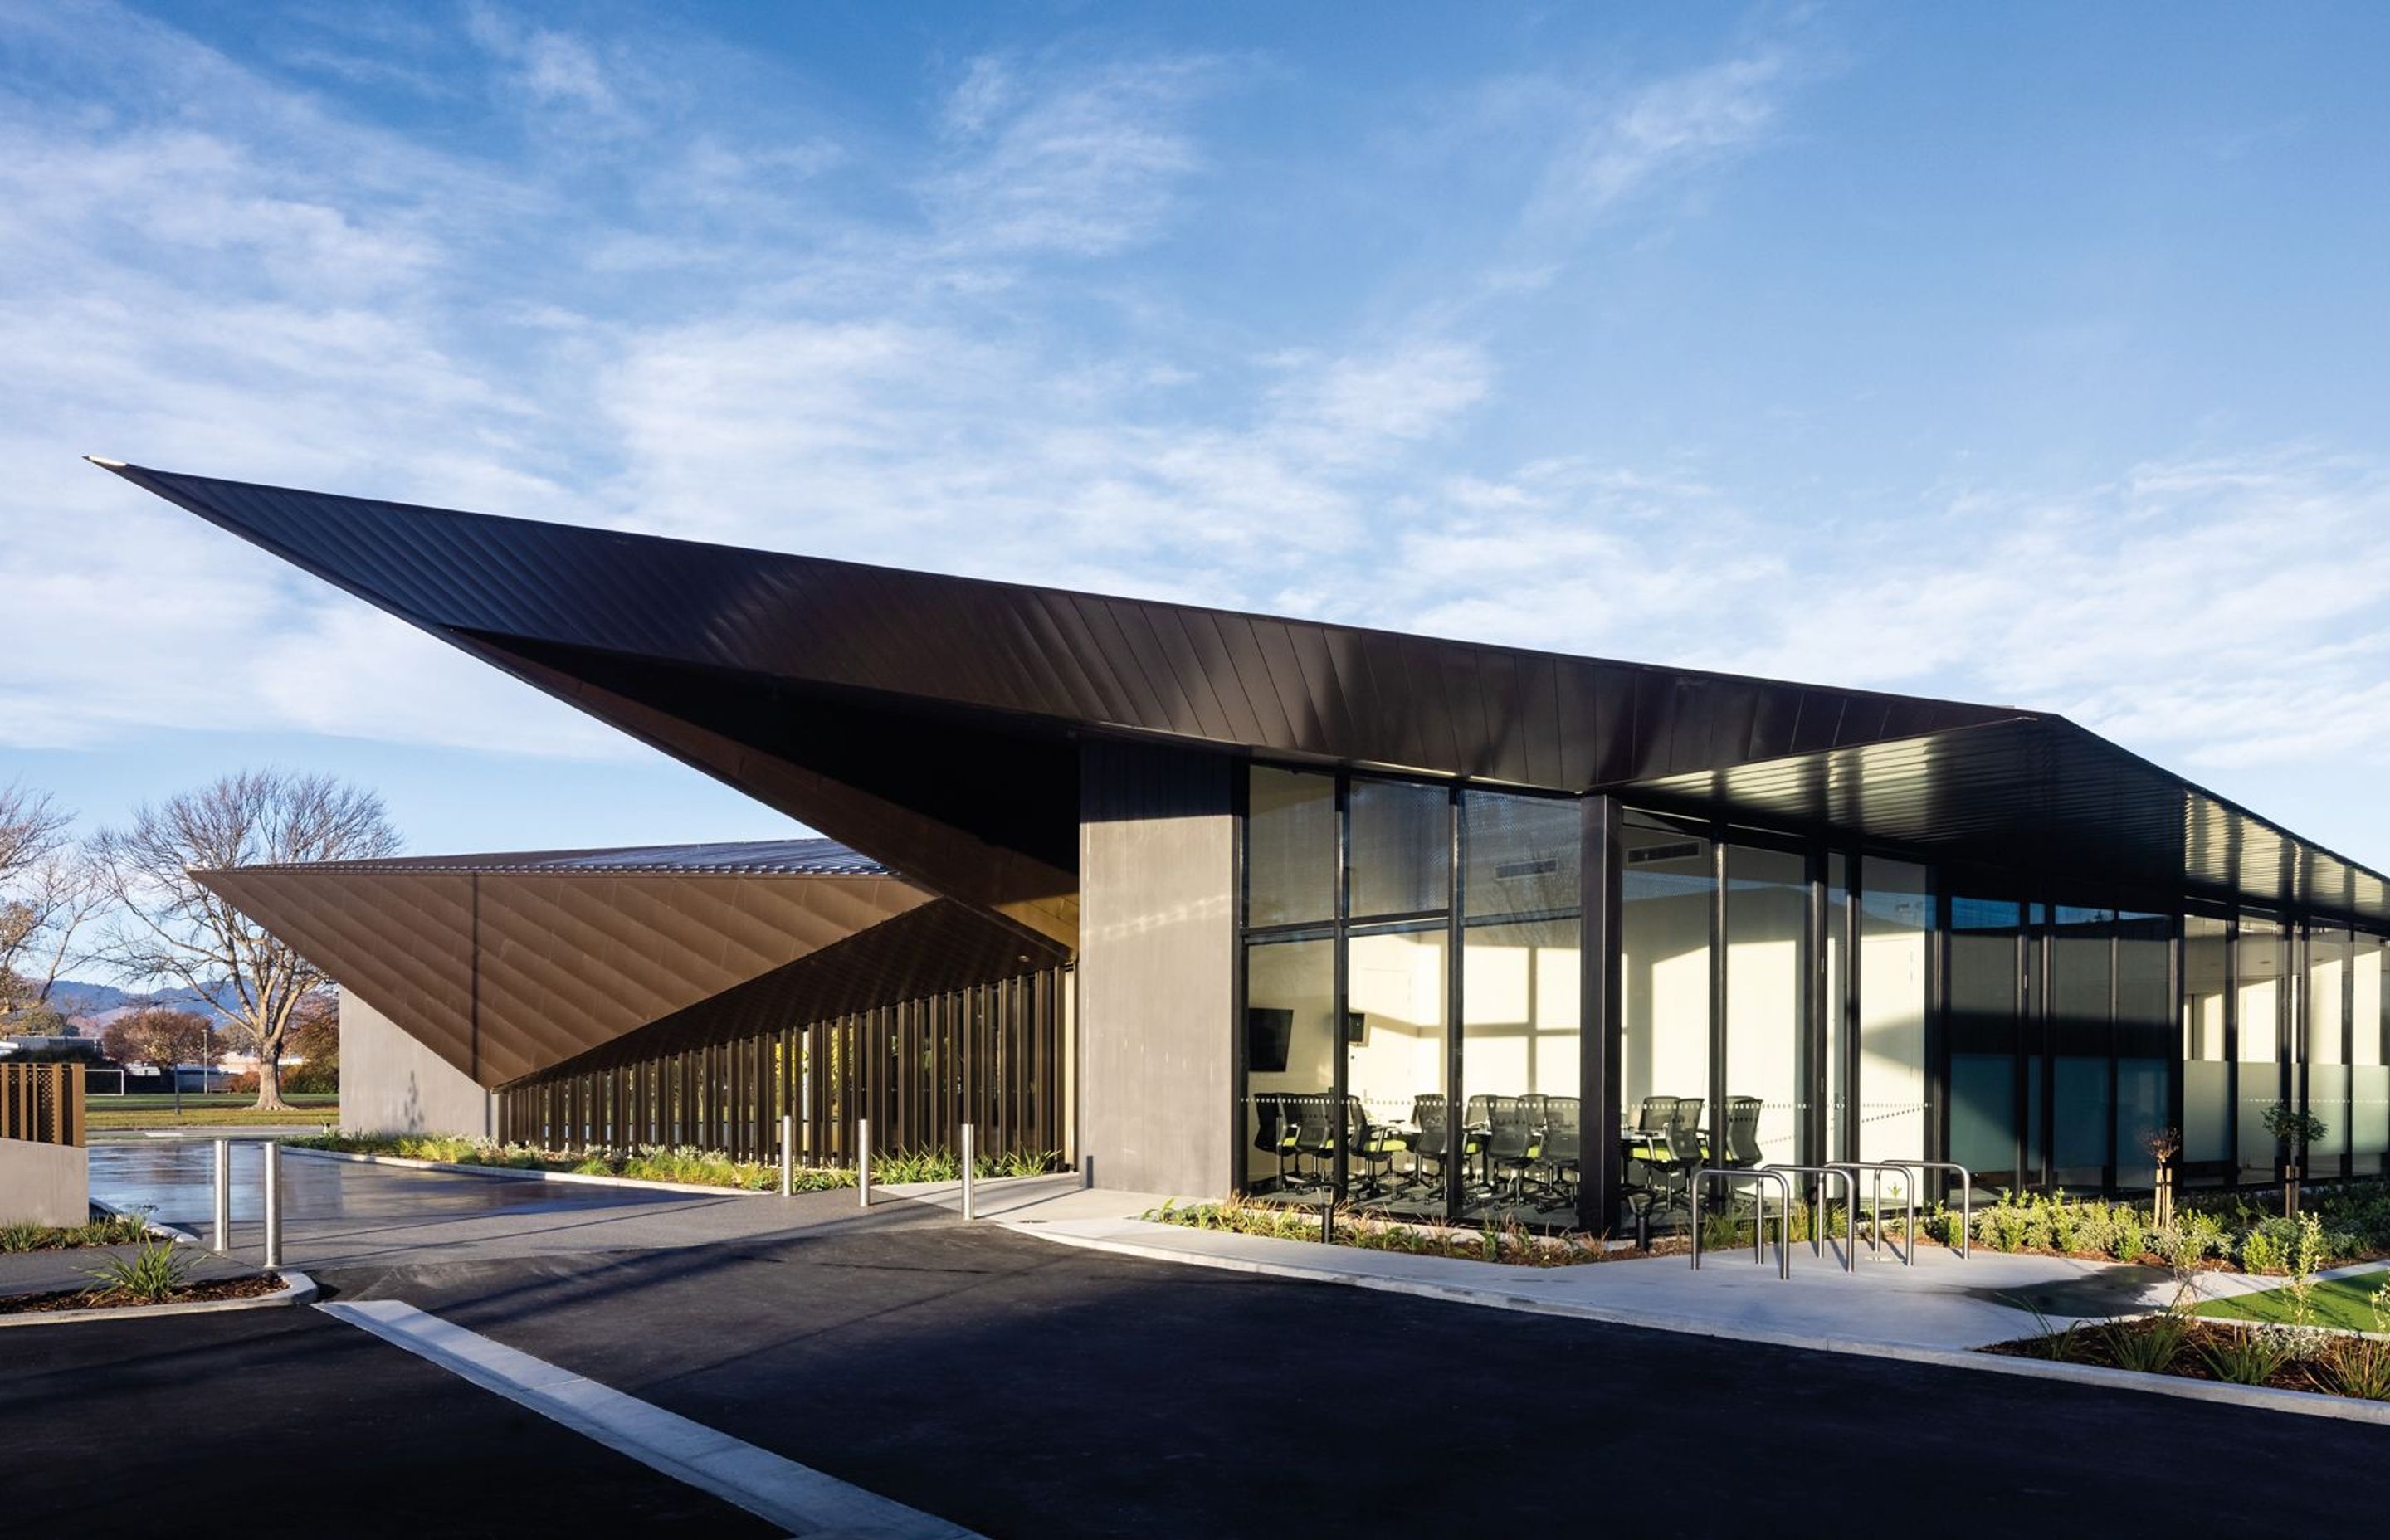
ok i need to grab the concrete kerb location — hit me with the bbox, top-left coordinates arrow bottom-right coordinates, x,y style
1010,1219 -> 2390,1429
0,1268 -> 318,1329
89,1193 -> 202,1245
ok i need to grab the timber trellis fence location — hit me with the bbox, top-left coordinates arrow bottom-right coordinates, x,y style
497,967 -> 1066,1166
0,1063 -> 85,1148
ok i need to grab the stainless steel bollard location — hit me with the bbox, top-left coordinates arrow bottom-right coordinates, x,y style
261,1141 -> 283,1268
212,1138 -> 232,1253
960,1123 -> 977,1221
1081,1154 -> 1094,1191
857,1118 -> 872,1208
779,1114 -> 794,1197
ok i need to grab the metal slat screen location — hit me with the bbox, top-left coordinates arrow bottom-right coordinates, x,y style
494,966 -> 1066,1165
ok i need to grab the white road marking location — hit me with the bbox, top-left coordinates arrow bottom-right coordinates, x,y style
318,1299 -> 983,1539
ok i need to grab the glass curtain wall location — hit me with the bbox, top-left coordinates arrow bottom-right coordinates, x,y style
2114,914 -> 2173,1188
1859,859 -> 1930,1163
2049,907 -> 2116,1189
1825,855 -> 1850,1161
1239,765 -> 1583,1222
1724,846 -> 1807,1167
1948,897 -> 2022,1187
2183,916 -> 2231,1182
1460,792 -> 1583,1222
2358,933 -> 2388,1177
2237,918 -> 2288,1185
2310,928 -> 2350,1178
1620,817 -> 1713,1157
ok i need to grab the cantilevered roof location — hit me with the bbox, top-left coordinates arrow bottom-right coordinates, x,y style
101,460 -> 2390,927
241,837 -> 887,878
198,848 -> 930,1086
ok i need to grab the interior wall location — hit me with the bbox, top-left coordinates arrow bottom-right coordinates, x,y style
342,990 -> 495,1138
1078,739 -> 1236,1196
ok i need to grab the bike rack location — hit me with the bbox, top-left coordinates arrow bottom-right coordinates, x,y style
1690,1167 -> 1794,1279
1823,1162 -> 1917,1265
1756,1163 -> 1857,1272
1878,1160 -> 1974,1260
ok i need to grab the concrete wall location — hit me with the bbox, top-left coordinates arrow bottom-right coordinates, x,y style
0,1136 -> 89,1226
1077,740 -> 1236,1197
343,991 -> 494,1138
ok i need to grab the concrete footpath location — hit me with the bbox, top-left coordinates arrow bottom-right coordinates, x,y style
886,1173 -> 2149,1352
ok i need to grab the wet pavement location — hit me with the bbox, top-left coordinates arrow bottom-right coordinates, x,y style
87,1141 -> 941,1270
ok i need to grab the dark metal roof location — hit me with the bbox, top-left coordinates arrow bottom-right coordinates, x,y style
96,461 -> 2390,927
214,837 -> 885,879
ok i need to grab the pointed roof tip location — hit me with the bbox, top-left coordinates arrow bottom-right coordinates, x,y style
84,455 -> 129,470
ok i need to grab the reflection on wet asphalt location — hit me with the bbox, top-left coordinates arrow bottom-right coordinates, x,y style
89,1139 -> 684,1228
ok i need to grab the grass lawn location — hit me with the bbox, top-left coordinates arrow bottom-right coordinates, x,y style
89,1103 -> 339,1130
2194,1272 -> 2390,1332
95,1094 -> 338,1111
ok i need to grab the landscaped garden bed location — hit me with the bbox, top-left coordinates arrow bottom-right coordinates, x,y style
1985,1309 -> 2390,1401
1,1212 -> 157,1252
291,1133 -> 1059,1190
0,1273 -> 284,1316
1144,1196 -> 1667,1265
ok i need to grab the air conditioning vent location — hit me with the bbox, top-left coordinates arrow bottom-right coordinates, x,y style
1492,857 -> 1558,880
1627,841 -> 1702,866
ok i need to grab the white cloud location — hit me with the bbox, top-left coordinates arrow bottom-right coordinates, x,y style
926,53 -> 1223,256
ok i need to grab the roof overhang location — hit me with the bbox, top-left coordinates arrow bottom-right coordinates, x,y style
198,856 -> 932,1086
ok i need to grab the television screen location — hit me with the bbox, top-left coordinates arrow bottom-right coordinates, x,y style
1246,1007 -> 1294,1073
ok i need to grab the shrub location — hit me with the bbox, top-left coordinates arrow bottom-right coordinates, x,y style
2331,1338 -> 2390,1401
2202,1324 -> 2295,1386
2239,1226 -> 2286,1275
2109,1313 -> 2191,1375
81,1237 -> 191,1304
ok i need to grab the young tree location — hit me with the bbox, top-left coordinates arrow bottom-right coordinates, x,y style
98,1006 -> 213,1070
90,771 -> 399,1111
0,782 -> 98,1018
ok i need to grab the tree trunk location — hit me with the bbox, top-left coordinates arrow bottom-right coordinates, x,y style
251,1024 -> 290,1111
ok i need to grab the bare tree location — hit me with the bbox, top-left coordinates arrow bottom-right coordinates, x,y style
90,770 -> 399,1110
0,782 -> 98,1021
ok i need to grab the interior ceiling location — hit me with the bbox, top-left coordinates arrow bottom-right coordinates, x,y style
198,865 -> 931,1086
102,461 -> 2390,927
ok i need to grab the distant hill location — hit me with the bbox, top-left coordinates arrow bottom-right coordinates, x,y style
46,979 -> 238,1027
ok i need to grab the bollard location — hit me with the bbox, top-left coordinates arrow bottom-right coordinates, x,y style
857,1118 -> 872,1209
261,1141 -> 283,1268
779,1114 -> 794,1197
212,1138 -> 232,1254
1080,1154 -> 1094,1191
961,1123 -> 977,1221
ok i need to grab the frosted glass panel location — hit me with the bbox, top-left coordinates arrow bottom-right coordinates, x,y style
1858,858 -> 1929,1164
1725,846 -> 1806,1166
1621,822 -> 1712,1132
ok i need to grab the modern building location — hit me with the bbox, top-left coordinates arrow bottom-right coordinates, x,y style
95,459 -> 2390,1232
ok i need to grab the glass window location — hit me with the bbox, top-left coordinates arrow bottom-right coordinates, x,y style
1621,818 -> 1713,1169
2355,932 -> 2388,1177
1241,936 -> 1336,1196
2114,913 -> 2172,1187
2183,916 -> 2230,1176
1461,917 -> 1581,1221
1348,778 -> 1448,919
1246,768 -> 1336,927
1462,791 -> 1580,919
1859,858 -> 1929,1163
2238,918 -> 2287,1185
1947,898 -> 2022,1187
1345,927 -> 1447,1213
1725,846 -> 1807,1167
2309,927 -> 2350,1174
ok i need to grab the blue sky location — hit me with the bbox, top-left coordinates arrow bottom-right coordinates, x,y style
5,1 -> 2389,862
